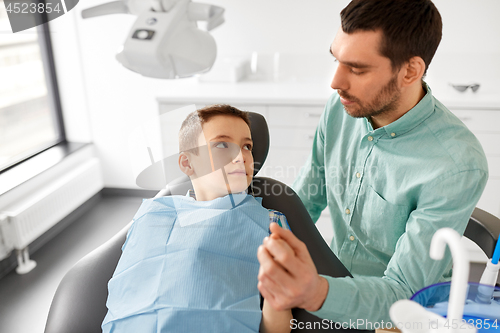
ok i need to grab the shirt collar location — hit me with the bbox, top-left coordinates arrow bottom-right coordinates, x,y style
364,82 -> 435,139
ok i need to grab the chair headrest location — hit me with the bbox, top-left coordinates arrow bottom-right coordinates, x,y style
247,112 -> 269,176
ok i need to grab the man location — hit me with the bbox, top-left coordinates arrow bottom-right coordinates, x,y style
257,0 -> 488,327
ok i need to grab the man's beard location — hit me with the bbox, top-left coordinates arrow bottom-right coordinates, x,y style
338,74 -> 401,119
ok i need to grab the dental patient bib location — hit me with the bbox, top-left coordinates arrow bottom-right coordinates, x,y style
102,193 -> 269,333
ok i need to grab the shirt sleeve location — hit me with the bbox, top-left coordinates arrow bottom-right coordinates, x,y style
309,168 -> 488,328
291,104 -> 329,223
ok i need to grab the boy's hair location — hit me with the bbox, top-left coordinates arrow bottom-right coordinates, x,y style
340,0 -> 442,75
179,104 -> 251,154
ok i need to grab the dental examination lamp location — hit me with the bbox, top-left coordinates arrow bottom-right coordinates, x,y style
81,0 -> 225,79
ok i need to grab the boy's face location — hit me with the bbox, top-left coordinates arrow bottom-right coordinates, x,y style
181,115 -> 254,201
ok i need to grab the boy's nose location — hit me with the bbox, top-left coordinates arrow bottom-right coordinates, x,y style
232,149 -> 244,163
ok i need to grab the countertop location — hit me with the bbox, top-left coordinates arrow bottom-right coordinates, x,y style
156,76 -> 500,110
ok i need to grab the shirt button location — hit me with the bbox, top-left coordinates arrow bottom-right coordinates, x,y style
367,136 -> 374,141
345,208 -> 351,215
349,235 -> 355,241
356,172 -> 361,178
391,132 -> 396,137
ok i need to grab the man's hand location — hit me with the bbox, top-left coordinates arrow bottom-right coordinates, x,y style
257,222 -> 329,312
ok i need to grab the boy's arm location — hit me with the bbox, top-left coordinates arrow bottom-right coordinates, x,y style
260,299 -> 292,333
260,212 -> 293,333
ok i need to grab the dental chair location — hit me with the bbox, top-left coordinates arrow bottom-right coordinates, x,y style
44,112 -> 500,333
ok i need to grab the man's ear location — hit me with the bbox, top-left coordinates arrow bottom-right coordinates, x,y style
178,152 -> 194,176
400,56 -> 426,87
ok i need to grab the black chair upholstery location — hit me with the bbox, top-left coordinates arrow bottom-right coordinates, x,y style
44,112 -> 500,333
44,222 -> 131,333
465,208 -> 500,258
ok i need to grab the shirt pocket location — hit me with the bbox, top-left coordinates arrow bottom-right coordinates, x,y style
355,185 -> 411,258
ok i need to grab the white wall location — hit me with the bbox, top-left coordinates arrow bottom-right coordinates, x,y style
50,0 -> 500,188
430,0 -> 500,83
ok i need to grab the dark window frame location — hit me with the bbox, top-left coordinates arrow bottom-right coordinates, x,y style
0,11 -> 66,174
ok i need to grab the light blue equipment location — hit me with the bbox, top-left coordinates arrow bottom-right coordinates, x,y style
410,282 -> 500,332
102,193 -> 269,333
476,238 -> 500,304
397,229 -> 500,333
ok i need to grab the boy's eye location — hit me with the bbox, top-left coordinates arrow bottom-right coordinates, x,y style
350,69 -> 364,75
244,144 -> 252,151
214,142 -> 228,149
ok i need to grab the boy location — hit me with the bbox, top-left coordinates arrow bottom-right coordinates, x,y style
102,105 -> 292,333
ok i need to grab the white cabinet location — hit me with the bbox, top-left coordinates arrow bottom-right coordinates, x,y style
267,106 -> 324,128
451,109 -> 500,132
265,105 -> 324,182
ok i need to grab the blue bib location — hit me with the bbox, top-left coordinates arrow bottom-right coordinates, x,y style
102,193 -> 269,333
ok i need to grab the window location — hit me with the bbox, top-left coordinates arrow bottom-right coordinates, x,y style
0,0 -> 65,172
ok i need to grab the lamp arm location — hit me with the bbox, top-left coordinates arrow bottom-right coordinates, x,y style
81,1 -> 130,18
82,0 -> 167,19
158,0 -> 181,12
188,2 -> 225,31
82,0 -> 224,31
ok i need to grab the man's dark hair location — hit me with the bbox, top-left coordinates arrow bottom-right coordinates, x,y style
341,0 -> 442,75
179,104 -> 250,154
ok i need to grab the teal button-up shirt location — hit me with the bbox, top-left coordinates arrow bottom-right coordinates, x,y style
292,84 -> 488,327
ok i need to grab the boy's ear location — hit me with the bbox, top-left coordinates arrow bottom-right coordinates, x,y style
178,152 -> 194,176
